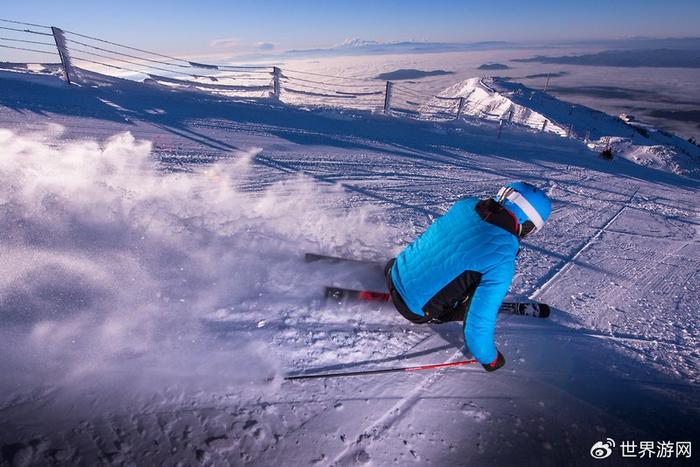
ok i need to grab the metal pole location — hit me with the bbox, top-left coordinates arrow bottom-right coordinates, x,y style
541,120 -> 548,132
543,72 -> 550,93
383,81 -> 393,114
285,359 -> 478,380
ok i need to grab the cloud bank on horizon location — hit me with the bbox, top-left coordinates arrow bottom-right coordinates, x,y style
2,0 -> 700,60
203,36 -> 700,64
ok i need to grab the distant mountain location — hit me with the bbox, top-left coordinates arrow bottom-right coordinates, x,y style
286,39 -> 517,57
514,49 -> 700,68
477,63 -> 511,70
556,36 -> 700,50
523,71 -> 569,79
374,69 -> 454,80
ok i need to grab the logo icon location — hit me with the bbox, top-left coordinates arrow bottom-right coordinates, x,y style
590,438 -> 616,459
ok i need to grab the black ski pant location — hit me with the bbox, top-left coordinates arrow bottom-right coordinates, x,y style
384,258 -> 470,325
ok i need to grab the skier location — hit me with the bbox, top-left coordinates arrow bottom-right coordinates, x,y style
384,182 -> 551,372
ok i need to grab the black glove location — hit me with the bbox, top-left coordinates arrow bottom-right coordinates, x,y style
439,297 -> 470,323
482,351 -> 505,372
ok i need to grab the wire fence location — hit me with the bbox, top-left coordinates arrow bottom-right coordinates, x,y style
0,18 -> 471,119
61,25 -> 273,98
0,19 -> 60,63
280,68 -> 385,110
0,18 -> 558,133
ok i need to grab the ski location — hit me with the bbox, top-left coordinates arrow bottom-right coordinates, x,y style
305,252 -> 384,266
326,286 -> 390,302
497,301 -> 550,318
325,286 -> 550,318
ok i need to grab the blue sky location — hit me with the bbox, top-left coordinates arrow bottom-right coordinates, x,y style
3,0 -> 700,56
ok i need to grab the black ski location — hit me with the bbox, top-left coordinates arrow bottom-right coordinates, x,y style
305,252 -> 384,266
325,286 -> 550,318
497,301 -> 550,318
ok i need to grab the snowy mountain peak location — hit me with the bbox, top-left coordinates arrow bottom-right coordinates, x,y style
335,37 -> 381,49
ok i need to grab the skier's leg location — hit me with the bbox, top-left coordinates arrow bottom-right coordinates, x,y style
383,258 -> 394,278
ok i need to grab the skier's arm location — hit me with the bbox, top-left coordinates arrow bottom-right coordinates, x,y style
463,264 -> 514,364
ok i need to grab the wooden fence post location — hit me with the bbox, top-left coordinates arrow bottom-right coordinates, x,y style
51,27 -> 76,84
541,120 -> 548,132
383,81 -> 393,113
272,67 -> 281,100
455,97 -> 465,120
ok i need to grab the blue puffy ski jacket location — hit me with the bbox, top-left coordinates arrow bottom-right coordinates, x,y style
391,197 -> 519,364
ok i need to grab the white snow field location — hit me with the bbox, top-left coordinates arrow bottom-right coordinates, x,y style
0,68 -> 699,466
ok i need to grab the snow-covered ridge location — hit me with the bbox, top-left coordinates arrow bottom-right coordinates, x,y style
427,77 -> 567,136
428,77 -> 700,178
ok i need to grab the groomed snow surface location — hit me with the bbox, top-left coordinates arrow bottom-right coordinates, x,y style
0,70 -> 698,466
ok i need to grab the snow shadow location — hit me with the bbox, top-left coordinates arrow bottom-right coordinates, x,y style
398,312 -> 700,463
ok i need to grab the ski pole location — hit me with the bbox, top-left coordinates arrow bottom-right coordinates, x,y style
285,359 -> 478,380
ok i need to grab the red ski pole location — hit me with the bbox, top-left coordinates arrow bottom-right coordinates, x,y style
285,359 -> 478,380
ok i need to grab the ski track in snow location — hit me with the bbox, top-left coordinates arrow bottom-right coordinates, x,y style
0,70 -> 699,466
528,188 -> 639,300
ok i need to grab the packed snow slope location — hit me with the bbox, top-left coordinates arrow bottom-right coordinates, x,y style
0,69 -> 698,466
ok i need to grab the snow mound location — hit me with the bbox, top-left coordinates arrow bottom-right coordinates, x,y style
427,77 -> 700,178
425,77 -> 568,136
592,136 -> 700,177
